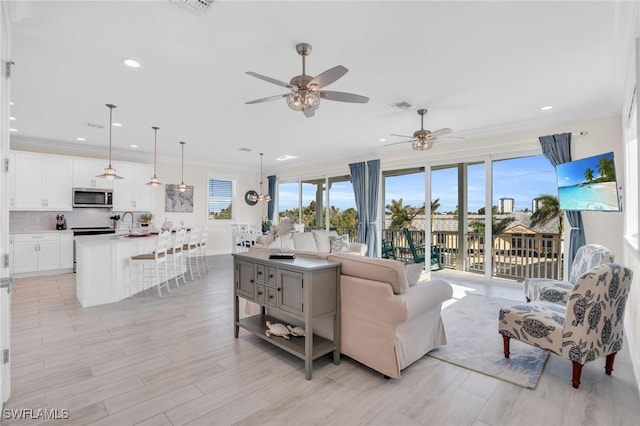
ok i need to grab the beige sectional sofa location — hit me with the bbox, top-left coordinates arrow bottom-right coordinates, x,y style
327,252 -> 453,378
249,230 -> 453,379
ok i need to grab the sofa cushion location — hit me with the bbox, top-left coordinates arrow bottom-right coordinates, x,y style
405,262 -> 425,286
269,233 -> 295,250
312,230 -> 338,252
329,235 -> 352,253
293,232 -> 318,252
327,252 -> 409,294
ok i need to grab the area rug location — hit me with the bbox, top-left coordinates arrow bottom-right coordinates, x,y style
428,293 -> 549,389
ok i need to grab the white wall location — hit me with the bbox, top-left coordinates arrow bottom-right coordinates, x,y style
154,159 -> 263,255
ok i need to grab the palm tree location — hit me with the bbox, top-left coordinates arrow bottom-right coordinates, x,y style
385,198 -> 425,230
597,156 -> 616,182
584,168 -> 595,182
530,194 -> 563,234
430,198 -> 440,232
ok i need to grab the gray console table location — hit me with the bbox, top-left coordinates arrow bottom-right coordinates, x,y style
233,251 -> 341,380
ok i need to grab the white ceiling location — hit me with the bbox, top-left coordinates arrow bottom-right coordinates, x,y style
8,1 -> 636,172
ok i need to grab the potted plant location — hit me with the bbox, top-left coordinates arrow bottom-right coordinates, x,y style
261,218 -> 272,234
139,213 -> 153,227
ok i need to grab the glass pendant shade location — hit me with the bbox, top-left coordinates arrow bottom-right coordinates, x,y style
146,126 -> 162,186
412,136 -> 433,151
286,88 -> 320,112
96,104 -> 123,179
178,141 -> 187,192
252,152 -> 271,202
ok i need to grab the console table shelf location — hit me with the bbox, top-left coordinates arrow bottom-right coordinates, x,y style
238,314 -> 336,359
233,251 -> 341,380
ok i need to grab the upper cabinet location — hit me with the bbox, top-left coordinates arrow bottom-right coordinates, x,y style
73,158 -> 113,190
10,151 -> 73,211
111,162 -> 154,212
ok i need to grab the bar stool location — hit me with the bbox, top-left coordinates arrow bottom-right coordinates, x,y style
197,225 -> 209,273
129,230 -> 171,297
183,227 -> 200,281
167,228 -> 187,288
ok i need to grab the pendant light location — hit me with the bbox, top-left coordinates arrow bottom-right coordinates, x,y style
96,103 -> 123,180
250,153 -> 271,202
145,126 -> 162,186
178,141 -> 187,192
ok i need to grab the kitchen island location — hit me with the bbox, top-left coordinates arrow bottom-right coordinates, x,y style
75,232 -> 176,307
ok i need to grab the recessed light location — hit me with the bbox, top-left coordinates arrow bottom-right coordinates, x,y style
9,101 -> 13,106
9,116 -> 15,121
276,154 -> 297,161
76,137 -> 86,142
112,122 -> 123,127
379,138 -> 386,142
130,144 -> 138,148
124,59 -> 141,68
9,128 -> 17,132
541,105 -> 554,111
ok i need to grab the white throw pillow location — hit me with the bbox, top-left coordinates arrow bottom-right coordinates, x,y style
292,232 -> 319,251
329,235 -> 352,252
312,230 -> 338,252
269,233 -> 295,250
405,262 -> 425,286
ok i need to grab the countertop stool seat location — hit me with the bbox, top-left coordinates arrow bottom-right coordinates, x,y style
129,230 -> 171,297
167,228 -> 187,288
183,227 -> 201,281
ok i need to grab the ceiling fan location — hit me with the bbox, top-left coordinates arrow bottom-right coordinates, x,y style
385,108 -> 454,151
245,43 -> 369,118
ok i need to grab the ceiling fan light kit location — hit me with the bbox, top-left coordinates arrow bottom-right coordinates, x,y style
246,42 -> 369,117
386,108 -> 453,152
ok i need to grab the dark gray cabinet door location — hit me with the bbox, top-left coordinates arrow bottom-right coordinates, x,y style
278,269 -> 304,315
236,259 -> 255,299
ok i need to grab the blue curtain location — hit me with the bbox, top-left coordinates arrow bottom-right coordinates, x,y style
349,162 -> 367,244
366,159 -> 380,257
539,132 -> 586,268
267,175 -> 276,221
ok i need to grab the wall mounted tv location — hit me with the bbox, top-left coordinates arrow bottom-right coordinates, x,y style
555,152 -> 621,212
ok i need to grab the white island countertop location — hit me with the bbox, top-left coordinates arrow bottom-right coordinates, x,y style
75,233 -> 171,307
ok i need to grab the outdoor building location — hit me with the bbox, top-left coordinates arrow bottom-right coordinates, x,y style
499,197 -> 515,213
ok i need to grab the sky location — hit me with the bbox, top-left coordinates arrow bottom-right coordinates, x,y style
278,154 -> 559,214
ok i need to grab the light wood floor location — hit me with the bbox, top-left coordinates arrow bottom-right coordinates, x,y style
4,256 -> 639,425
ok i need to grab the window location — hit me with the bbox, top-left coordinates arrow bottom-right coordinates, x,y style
625,93 -> 638,248
208,177 -> 234,220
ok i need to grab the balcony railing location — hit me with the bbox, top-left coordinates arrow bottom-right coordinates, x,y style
383,229 -> 564,281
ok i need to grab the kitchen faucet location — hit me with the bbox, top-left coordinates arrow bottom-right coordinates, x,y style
122,211 -> 134,231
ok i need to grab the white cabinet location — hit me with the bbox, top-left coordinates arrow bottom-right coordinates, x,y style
112,162 -> 154,211
73,158 -> 113,189
60,233 -> 74,269
10,152 -> 73,211
11,233 -> 63,274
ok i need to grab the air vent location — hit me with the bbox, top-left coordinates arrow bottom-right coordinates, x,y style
87,122 -> 105,129
170,0 -> 214,14
239,148 -> 252,152
388,101 -> 414,110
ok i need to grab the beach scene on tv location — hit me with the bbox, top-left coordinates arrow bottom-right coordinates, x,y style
555,152 -> 620,211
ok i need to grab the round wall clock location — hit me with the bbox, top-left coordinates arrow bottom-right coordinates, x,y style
244,190 -> 259,206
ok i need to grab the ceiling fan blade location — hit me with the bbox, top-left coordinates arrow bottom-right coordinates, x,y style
390,133 -> 414,139
319,90 -> 369,103
430,128 -> 452,138
245,94 -> 288,105
384,139 -> 414,146
245,71 -> 292,89
309,65 -> 348,89
303,109 -> 315,118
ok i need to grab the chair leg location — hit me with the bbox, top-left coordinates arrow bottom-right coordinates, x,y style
605,352 -> 617,375
572,362 -> 583,389
502,335 -> 510,358
155,264 -> 162,298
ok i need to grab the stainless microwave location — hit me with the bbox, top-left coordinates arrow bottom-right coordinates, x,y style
72,188 -> 113,208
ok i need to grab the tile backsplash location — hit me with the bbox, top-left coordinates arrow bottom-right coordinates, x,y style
10,209 -> 150,232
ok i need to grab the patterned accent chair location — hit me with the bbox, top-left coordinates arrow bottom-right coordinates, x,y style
499,263 -> 633,388
524,244 -> 615,304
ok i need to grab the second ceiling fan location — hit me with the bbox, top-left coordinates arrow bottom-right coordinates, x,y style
245,43 -> 369,118
386,108 -> 455,151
